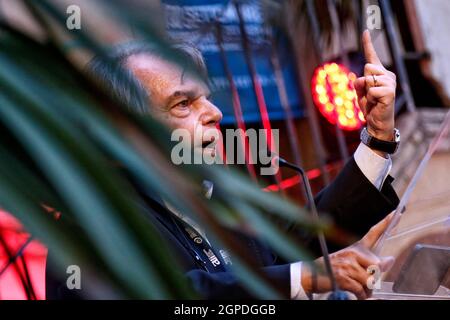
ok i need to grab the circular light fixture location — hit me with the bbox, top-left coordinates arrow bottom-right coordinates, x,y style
311,63 -> 365,131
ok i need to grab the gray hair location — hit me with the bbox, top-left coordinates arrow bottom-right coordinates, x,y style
87,40 -> 208,114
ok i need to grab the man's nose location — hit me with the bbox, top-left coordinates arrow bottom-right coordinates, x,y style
200,98 -> 223,126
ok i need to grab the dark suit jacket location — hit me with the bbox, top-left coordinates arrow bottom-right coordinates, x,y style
46,157 -> 399,299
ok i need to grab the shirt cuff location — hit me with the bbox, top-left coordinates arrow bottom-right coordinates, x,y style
354,142 -> 392,191
290,262 -> 309,300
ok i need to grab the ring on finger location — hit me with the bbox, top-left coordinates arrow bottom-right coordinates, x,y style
372,74 -> 378,87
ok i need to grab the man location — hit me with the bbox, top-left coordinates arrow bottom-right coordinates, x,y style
48,31 -> 399,300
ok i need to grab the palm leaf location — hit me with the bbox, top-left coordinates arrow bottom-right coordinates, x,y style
0,0 -> 328,299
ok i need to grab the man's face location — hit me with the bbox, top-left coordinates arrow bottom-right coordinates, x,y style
126,53 -> 223,157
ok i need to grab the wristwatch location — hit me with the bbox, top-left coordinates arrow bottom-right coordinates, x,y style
360,127 -> 401,154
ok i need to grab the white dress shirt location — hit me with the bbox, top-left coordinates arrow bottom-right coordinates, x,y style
290,142 -> 392,300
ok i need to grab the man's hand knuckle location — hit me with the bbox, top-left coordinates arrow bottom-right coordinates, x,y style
335,268 -> 346,279
342,263 -> 352,273
348,248 -> 360,259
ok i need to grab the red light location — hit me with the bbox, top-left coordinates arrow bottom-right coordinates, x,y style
311,63 -> 365,131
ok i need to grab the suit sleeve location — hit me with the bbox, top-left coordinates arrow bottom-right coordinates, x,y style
187,158 -> 400,299
185,264 -> 291,299
314,157 -> 399,238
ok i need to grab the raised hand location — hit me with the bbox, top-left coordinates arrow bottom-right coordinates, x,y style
354,30 -> 397,149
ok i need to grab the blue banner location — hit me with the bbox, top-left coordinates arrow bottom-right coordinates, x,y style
163,0 -> 304,125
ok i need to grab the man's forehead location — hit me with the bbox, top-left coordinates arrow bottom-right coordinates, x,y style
126,53 -> 207,97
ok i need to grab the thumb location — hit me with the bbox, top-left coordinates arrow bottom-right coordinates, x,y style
354,77 -> 366,98
361,212 -> 395,249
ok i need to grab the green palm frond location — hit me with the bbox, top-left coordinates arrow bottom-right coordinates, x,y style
0,0 -> 327,299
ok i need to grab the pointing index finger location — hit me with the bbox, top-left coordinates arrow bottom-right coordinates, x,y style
362,30 -> 382,66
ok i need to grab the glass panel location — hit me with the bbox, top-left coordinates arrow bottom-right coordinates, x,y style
372,110 -> 450,299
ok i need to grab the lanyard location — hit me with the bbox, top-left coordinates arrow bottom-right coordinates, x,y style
170,214 -> 229,273
132,182 -> 231,273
